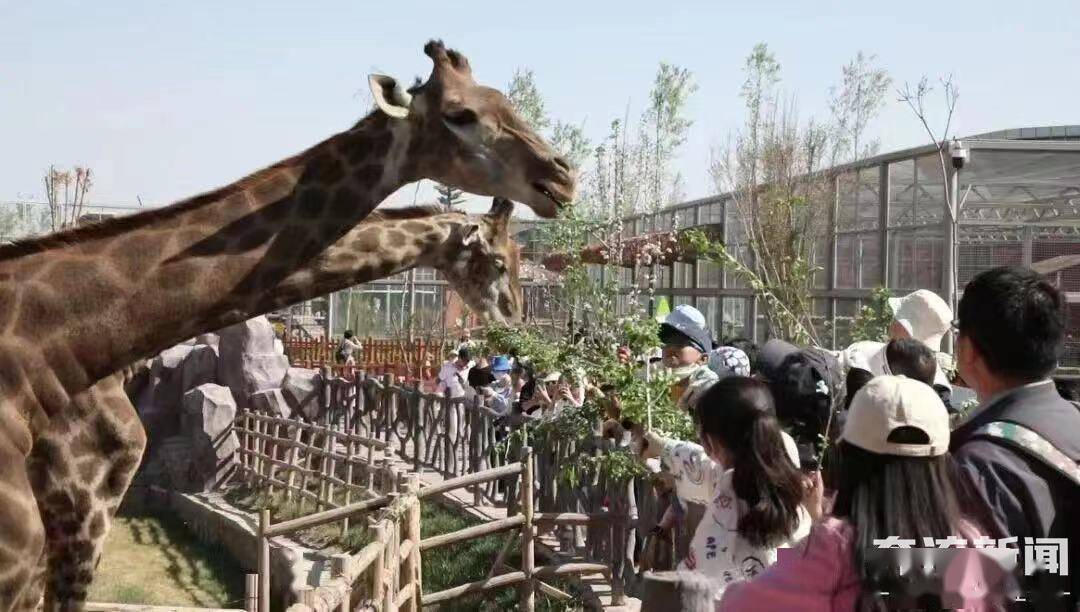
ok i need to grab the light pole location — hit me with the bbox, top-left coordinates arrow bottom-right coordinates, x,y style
942,139 -> 969,354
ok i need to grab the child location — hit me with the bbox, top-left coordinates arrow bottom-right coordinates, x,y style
721,376 -> 1000,611
638,377 -> 810,597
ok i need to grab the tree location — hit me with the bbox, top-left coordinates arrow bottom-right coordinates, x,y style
43,165 -> 92,231
897,74 -> 960,341
435,183 -> 465,208
705,43 -> 891,345
506,68 -> 550,132
850,287 -> 894,342
829,52 -> 892,163
643,63 -> 697,211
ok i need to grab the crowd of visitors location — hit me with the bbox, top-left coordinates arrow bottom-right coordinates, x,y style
434,265 -> 1076,610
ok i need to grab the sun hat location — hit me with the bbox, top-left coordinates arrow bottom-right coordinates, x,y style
541,371 -> 562,383
491,355 -> 511,372
888,289 -> 953,353
842,375 -> 950,457
659,304 -> 714,355
708,345 -> 751,378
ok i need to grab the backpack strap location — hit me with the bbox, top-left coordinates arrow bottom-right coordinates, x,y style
972,420 -> 1080,486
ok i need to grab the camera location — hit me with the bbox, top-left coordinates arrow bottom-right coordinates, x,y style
949,139 -> 969,170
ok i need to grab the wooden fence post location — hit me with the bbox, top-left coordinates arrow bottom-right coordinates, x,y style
284,424 -> 303,502
519,446 -> 535,611
332,554 -> 351,612
471,397 -> 482,507
411,381 -> 422,474
404,474 -> 422,612
341,436 -> 355,536
244,573 -> 258,612
383,374 -> 395,445
372,520 -> 386,607
258,509 -> 271,612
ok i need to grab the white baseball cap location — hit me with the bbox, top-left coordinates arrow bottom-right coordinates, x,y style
841,375 -> 950,457
888,290 -> 953,353
541,371 -> 562,383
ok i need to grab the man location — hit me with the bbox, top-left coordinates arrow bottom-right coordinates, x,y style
832,289 -> 956,410
436,347 -> 472,399
481,355 -> 514,416
658,305 -> 719,411
951,266 -> 1079,608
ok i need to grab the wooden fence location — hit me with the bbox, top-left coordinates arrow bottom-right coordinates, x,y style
256,449 -> 624,612
238,370 -> 690,609
235,413 -> 393,531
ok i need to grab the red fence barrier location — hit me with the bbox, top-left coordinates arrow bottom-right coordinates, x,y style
283,335 -> 450,386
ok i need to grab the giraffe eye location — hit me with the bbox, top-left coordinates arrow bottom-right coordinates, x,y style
444,109 -> 478,126
493,259 -> 506,271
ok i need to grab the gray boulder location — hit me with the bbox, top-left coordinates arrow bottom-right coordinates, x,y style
281,367 -> 323,421
181,344 -> 218,392
137,436 -> 200,492
218,316 -> 278,361
230,354 -> 290,405
181,384 -> 236,440
217,316 -> 289,405
150,344 -> 195,408
181,383 -> 240,490
250,388 -> 292,419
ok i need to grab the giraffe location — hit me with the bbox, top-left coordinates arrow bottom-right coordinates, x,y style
29,198 -> 523,608
0,40 -> 574,610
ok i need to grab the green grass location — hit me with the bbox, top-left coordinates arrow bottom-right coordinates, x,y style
89,509 -> 246,607
419,502 -> 583,612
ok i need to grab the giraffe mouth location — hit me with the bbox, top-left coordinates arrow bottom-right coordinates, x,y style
532,181 -> 569,207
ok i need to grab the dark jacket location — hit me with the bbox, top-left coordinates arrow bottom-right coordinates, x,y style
950,380 -> 1080,608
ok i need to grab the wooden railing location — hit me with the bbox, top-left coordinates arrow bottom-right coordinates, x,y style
239,370 -> 689,608
235,413 -> 392,528
256,449 -> 624,612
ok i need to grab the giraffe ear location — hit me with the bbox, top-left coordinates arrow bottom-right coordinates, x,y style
369,74 -> 412,119
487,198 -> 513,233
461,222 -> 490,250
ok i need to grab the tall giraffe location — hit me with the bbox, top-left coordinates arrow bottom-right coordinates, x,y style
0,40 -> 574,610
30,199 -> 523,608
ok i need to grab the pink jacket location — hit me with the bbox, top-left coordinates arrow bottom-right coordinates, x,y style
719,518 -> 1003,611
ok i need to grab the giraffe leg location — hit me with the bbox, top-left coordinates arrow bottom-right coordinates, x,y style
0,403 -> 47,611
28,376 -> 146,612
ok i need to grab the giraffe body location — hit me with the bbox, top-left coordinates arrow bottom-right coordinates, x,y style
0,41 -> 574,610
30,201 -> 520,608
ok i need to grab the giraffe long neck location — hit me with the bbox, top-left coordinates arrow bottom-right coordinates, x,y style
270,209 -> 464,303
0,112 -> 414,410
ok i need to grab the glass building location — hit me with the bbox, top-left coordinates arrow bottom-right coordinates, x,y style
606,126 -> 1080,371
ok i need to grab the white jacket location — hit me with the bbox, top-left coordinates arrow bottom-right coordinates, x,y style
831,341 -> 951,388
658,434 -> 810,595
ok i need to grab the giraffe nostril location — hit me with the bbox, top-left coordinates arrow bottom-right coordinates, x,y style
553,156 -> 571,173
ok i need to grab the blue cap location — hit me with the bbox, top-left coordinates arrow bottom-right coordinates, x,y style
659,304 -> 714,355
491,355 -> 512,372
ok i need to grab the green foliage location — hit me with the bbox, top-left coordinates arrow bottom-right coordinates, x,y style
506,68 -> 551,132
683,228 -> 819,345
850,287 -> 894,343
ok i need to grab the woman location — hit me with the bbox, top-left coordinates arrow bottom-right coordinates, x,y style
336,330 -> 363,366
638,377 -> 810,595
720,375 -> 1001,611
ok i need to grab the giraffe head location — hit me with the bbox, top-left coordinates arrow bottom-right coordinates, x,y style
368,40 -> 575,218
441,198 -> 522,324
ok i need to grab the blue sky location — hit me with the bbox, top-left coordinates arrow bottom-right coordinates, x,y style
3,0 -> 1078,214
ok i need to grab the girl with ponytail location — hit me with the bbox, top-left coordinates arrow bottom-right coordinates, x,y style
637,376 -> 810,597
